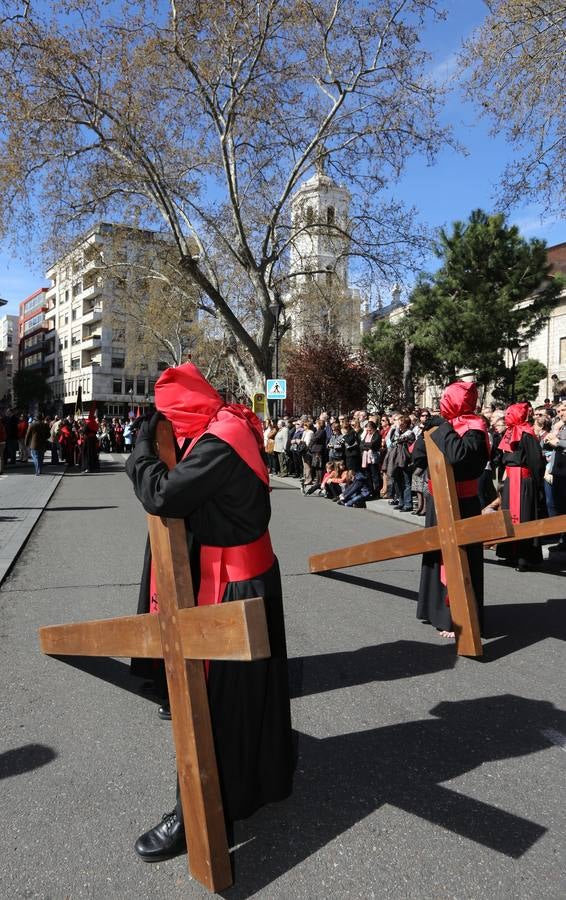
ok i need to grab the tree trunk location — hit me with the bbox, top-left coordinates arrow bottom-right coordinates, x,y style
403,340 -> 415,407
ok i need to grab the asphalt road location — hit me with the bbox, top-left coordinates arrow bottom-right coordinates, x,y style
1,459 -> 565,899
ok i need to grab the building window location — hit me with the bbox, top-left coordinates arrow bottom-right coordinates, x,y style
24,352 -> 42,367
112,356 -> 125,369
65,289 -> 69,303
306,206 -> 314,226
136,378 -> 146,395
71,308 -> 77,321
125,378 -> 134,394
72,282 -> 82,298
71,357 -> 81,370
325,267 -> 333,289
327,206 -> 335,225
23,313 -> 44,334
157,360 -> 168,371
112,378 -> 123,393
560,337 -> 566,365
517,345 -> 529,362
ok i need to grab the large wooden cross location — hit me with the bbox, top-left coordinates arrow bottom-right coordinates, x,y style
39,421 -> 270,893
310,430 -> 566,658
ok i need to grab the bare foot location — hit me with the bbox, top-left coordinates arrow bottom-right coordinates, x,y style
439,630 -> 455,639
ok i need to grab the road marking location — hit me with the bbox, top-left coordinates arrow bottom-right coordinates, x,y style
541,728 -> 566,751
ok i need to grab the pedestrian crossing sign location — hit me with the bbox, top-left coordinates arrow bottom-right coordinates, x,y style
266,379 -> 287,399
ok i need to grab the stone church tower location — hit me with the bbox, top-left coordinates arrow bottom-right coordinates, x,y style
286,162 -> 361,347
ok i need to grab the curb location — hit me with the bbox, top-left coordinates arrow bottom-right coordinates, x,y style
269,474 -> 426,527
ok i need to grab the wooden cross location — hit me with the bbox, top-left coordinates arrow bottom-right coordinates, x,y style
39,421 -> 271,893
310,429 -> 566,657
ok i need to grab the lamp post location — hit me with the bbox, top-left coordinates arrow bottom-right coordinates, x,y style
128,387 -> 134,419
269,293 -> 284,419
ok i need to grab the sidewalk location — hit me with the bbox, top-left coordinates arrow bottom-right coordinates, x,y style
270,472 -> 426,526
0,462 -> 65,583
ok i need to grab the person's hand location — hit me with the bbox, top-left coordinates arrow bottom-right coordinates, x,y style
545,433 -> 558,446
135,411 -> 164,442
482,505 -> 496,515
422,415 -> 445,430
544,471 -> 553,485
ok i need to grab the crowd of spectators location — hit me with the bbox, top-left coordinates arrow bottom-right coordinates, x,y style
263,397 -> 566,547
0,410 -> 138,476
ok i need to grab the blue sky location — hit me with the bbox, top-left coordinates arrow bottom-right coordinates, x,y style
0,0 -> 563,316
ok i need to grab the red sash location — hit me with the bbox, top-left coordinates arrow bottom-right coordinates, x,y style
505,466 -> 531,525
149,531 -> 274,614
427,477 -> 478,499
427,477 -> 479,608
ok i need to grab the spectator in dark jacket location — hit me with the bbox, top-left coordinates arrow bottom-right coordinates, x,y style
25,413 -> 51,475
360,420 -> 381,497
342,423 -> 361,472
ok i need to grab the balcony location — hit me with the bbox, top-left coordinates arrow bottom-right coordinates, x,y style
81,281 -> 102,301
83,351 -> 102,368
82,335 -> 102,351
82,257 -> 103,276
82,305 -> 103,324
45,305 -> 57,320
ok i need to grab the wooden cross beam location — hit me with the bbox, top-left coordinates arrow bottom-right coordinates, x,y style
39,421 -> 271,893
310,430 -> 514,658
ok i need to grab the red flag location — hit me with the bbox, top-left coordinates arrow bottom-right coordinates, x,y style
136,406 -> 141,417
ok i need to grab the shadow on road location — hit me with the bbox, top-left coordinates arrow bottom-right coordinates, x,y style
225,694 -> 562,898
288,639 -> 455,698
0,743 -> 57,779
482,597 -> 566,661
44,506 -> 119,512
316,568 -> 418,602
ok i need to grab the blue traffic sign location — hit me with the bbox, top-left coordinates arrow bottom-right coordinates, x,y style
266,378 -> 287,399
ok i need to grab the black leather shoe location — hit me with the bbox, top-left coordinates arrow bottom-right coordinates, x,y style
157,703 -> 171,720
135,811 -> 186,862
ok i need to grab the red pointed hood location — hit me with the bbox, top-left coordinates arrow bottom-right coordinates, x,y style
155,362 -> 268,485
499,402 -> 535,452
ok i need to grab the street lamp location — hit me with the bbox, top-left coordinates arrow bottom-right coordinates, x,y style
128,387 -> 134,418
269,292 -> 284,418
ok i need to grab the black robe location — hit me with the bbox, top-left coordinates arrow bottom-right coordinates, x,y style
413,422 -> 488,632
125,431 -> 294,821
495,432 -> 546,565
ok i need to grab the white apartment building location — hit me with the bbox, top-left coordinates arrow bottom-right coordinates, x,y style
44,223 -> 169,417
0,312 -> 19,403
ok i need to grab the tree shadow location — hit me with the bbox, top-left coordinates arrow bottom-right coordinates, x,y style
224,694 -> 562,898
0,743 -> 57,779
288,640 -> 455,699
482,597 -> 566,662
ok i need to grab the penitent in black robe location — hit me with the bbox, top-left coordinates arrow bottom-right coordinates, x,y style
413,422 -> 488,633
495,432 -> 546,566
125,431 -> 294,821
